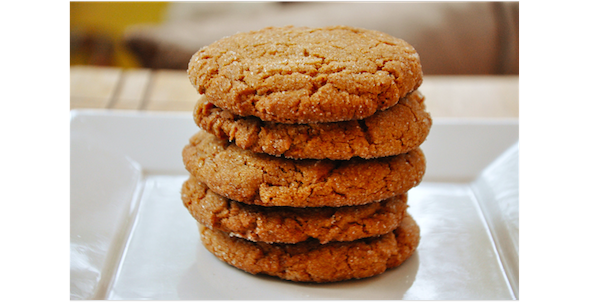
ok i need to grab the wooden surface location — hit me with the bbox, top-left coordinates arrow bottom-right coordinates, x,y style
70,65 -> 519,118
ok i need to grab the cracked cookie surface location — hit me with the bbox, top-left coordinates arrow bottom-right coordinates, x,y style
187,25 -> 423,124
182,130 -> 426,207
195,90 -> 431,160
198,213 -> 420,282
182,175 -> 408,244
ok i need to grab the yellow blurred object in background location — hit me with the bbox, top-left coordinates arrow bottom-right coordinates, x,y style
70,2 -> 169,68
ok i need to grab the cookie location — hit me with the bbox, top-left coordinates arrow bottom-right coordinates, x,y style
187,25 -> 423,124
194,90 -> 431,160
182,130 -> 426,207
181,175 -> 408,244
198,213 -> 420,283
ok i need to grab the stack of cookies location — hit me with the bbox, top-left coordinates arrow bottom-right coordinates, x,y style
180,26 -> 432,283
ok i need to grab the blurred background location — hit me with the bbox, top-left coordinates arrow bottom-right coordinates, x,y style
70,1 -> 518,75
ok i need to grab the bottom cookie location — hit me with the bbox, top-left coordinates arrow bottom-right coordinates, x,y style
198,213 -> 420,283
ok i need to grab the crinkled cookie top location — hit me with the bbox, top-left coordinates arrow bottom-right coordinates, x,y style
188,25 -> 423,124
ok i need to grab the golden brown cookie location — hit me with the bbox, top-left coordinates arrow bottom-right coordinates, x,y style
181,175 -> 408,244
198,213 -> 420,283
187,25 -> 423,124
182,130 -> 426,207
194,90 -> 431,160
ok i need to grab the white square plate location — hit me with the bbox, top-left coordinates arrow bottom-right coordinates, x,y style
70,110 -> 519,300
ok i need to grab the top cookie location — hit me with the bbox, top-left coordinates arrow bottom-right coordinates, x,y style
187,25 -> 423,124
